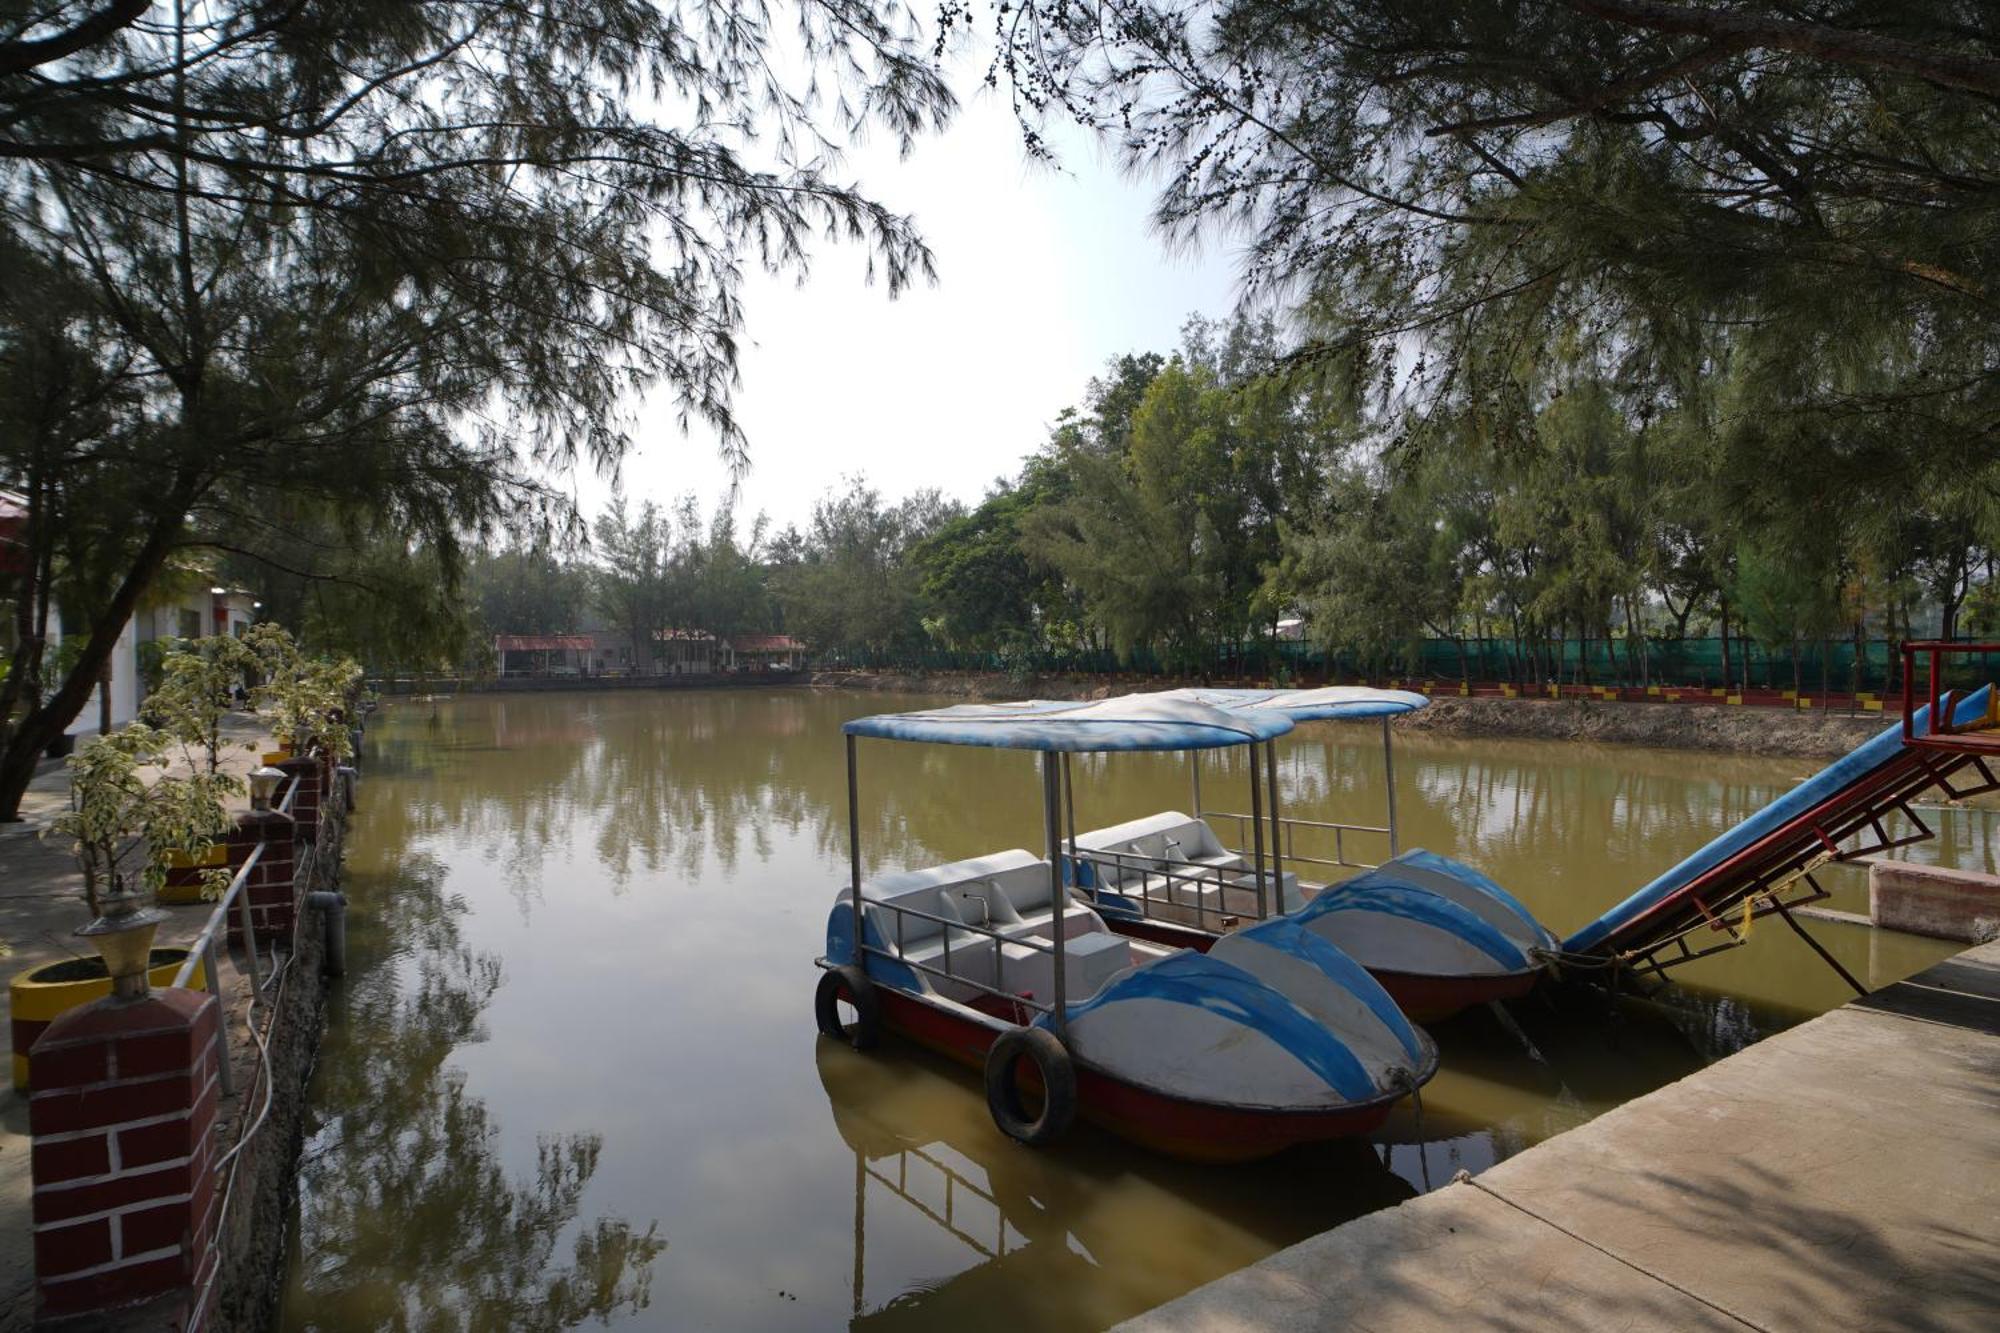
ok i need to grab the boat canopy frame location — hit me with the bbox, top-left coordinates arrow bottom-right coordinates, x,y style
839,693 -> 1312,1038
1180,688 -> 1427,889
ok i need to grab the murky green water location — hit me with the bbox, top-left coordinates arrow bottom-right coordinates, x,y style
277,689 -> 1986,1331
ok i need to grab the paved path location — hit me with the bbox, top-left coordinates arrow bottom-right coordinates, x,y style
1115,941 -> 2000,1333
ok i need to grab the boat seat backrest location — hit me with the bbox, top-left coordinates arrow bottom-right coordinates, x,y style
1074,811 -> 1228,883
864,887 -> 960,949
998,859 -> 1071,918
863,849 -> 1048,946
939,879 -> 1022,927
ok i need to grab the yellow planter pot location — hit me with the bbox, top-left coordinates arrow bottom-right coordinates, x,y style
9,949 -> 207,1090
159,844 -> 230,905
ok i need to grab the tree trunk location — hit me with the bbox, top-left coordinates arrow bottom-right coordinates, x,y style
0,499 -> 187,821
1719,601 -> 1733,692
1851,615 -> 1865,715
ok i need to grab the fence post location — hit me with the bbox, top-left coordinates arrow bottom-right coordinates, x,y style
28,988 -> 224,1324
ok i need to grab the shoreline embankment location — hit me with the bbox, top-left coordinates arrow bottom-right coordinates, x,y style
807,670 -> 1890,758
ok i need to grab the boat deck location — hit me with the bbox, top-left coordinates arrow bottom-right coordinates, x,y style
1113,938 -> 2000,1332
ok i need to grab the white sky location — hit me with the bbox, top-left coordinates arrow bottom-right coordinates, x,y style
565,85 -> 1242,533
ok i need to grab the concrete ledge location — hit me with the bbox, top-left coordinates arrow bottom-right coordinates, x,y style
1870,861 -> 2000,943
1116,941 -> 2000,1333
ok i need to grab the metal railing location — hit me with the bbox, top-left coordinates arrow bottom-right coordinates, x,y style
865,1143 -> 1021,1262
1070,846 -> 1283,931
165,771 -> 304,1092
1199,809 -> 1388,876
860,899 -> 1065,1018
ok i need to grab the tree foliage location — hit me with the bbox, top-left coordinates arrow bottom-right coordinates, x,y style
0,0 -> 955,816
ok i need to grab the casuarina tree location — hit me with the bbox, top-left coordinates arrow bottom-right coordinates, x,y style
0,1 -> 955,817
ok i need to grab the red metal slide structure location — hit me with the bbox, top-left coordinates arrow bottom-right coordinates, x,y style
1565,645 -> 2000,993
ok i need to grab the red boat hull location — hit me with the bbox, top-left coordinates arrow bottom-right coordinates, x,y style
1367,966 -> 1540,1023
1097,915 -> 1541,1023
872,987 -> 1399,1164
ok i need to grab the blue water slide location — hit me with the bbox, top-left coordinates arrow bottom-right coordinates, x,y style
1564,685 -> 1993,954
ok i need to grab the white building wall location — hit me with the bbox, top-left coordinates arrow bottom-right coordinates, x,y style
57,610 -> 141,738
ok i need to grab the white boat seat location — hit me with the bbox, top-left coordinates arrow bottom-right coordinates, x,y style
1113,868 -> 1303,924
999,931 -> 1134,1005
1074,811 -> 1237,888
860,849 -> 1107,996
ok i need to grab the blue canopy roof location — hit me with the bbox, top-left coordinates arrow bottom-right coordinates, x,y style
842,692 -> 1295,752
1178,686 -> 1430,721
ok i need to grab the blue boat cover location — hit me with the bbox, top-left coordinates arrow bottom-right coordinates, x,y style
844,693 -> 1293,752
1564,685 -> 1994,953
1230,916 -> 1429,1064
1297,878 -> 1536,971
1184,686 -> 1430,721
1037,948 -> 1385,1100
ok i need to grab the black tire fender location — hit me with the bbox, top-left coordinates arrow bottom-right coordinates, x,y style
983,1026 -> 1077,1146
815,964 -> 881,1050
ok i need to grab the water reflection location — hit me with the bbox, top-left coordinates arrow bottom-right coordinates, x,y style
817,1040 -> 1414,1332
279,856 -> 665,1329
278,689 -> 1991,1331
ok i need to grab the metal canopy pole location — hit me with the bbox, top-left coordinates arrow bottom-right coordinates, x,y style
1062,752 -> 1080,885
1190,750 -> 1203,819
847,734 -> 864,964
1042,752 -> 1069,1040
1264,741 -> 1285,915
1381,716 -> 1401,858
1247,744 -> 1268,920
851,1151 -> 866,1318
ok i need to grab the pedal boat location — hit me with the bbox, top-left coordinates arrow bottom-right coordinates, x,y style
1060,688 -> 1560,1022
816,693 -> 1438,1163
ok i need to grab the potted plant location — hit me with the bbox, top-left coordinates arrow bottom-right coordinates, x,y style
252,626 -> 361,765
142,637 -> 255,901
9,725 -> 232,1088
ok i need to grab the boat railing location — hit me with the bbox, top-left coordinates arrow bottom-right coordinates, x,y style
1071,845 -> 1282,929
865,1141 -> 1020,1262
1198,809 -> 1388,877
863,900 -> 1061,1018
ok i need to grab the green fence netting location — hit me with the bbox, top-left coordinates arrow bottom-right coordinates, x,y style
820,638 -> 2000,695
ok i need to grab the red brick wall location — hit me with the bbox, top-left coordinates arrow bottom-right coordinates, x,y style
29,987 -> 223,1323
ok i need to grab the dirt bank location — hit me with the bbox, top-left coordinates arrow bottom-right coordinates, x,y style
809,671 -> 1890,759
1399,695 -> 1885,758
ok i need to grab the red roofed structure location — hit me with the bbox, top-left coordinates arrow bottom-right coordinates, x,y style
492,630 -> 806,678
728,634 -> 807,671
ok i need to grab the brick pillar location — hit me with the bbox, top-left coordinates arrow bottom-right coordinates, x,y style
226,808 -> 297,948
273,755 -> 321,841
28,987 -> 223,1323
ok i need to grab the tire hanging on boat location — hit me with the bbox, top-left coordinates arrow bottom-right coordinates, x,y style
983,1027 -> 1077,1146
814,965 -> 882,1050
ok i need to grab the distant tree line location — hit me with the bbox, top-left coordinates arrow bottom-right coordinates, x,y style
451,303 -> 1997,696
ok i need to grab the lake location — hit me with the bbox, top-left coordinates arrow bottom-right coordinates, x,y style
277,688 -> 1983,1331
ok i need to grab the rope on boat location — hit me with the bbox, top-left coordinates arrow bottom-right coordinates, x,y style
1387,1066 -> 1432,1192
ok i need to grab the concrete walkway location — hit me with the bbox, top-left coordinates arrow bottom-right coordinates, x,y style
1116,942 -> 2000,1333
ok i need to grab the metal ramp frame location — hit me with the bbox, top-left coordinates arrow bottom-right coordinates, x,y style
1588,721 -> 2000,993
